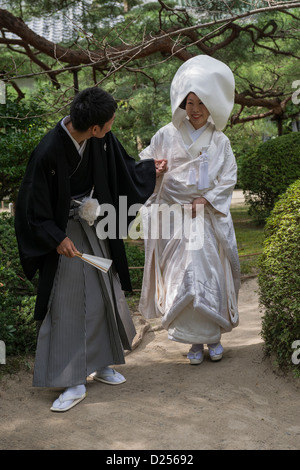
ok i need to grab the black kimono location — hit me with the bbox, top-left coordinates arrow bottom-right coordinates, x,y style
14,120 -> 156,387
15,121 -> 156,321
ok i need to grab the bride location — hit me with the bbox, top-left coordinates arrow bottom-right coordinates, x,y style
139,55 -> 240,365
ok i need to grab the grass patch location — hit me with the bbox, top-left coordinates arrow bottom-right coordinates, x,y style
231,206 -> 265,276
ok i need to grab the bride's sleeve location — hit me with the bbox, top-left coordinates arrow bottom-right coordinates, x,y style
202,140 -> 237,216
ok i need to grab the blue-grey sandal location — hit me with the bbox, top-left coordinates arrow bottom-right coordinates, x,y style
208,343 -> 224,361
187,348 -> 204,365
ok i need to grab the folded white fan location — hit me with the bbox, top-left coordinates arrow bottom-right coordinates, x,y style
75,252 -> 112,273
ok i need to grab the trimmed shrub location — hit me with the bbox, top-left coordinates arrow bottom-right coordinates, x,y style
238,132 -> 300,223
258,179 -> 300,377
0,97 -> 47,203
124,241 -> 144,291
0,214 -> 37,355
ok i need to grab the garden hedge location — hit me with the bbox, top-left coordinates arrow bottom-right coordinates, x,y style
258,179 -> 300,377
238,132 -> 300,223
0,213 -> 37,355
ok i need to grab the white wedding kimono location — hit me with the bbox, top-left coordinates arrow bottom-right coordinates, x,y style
139,118 -> 240,344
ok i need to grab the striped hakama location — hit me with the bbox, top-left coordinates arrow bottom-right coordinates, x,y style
33,201 -> 136,388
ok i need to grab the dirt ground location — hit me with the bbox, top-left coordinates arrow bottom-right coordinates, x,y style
0,276 -> 299,451
0,192 -> 299,450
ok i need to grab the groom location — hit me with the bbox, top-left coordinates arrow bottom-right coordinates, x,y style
15,86 -> 167,411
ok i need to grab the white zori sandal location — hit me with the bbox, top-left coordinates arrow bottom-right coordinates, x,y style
187,345 -> 204,365
50,385 -> 87,412
207,343 -> 224,361
92,366 -> 126,385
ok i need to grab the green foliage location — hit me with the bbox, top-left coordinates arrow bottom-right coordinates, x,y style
226,118 -> 278,176
258,179 -> 300,377
124,241 -> 145,291
238,132 -> 300,223
230,206 -> 265,276
112,82 -> 173,158
0,214 -> 37,355
1,1 -> 299,158
181,0 -> 267,15
0,96 -> 47,202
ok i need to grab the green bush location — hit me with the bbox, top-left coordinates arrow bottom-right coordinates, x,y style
258,179 -> 300,377
124,241 -> 145,291
0,96 -> 47,202
238,132 -> 300,223
0,214 -> 37,355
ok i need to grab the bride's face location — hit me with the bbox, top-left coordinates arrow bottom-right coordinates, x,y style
185,93 -> 210,130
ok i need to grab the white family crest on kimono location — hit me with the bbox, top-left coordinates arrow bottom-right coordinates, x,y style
138,54 -> 240,346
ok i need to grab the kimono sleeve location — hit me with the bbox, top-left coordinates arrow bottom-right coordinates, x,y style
139,129 -> 163,161
15,150 -> 66,262
105,132 -> 156,207
203,140 -> 237,216
27,155 -> 67,250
